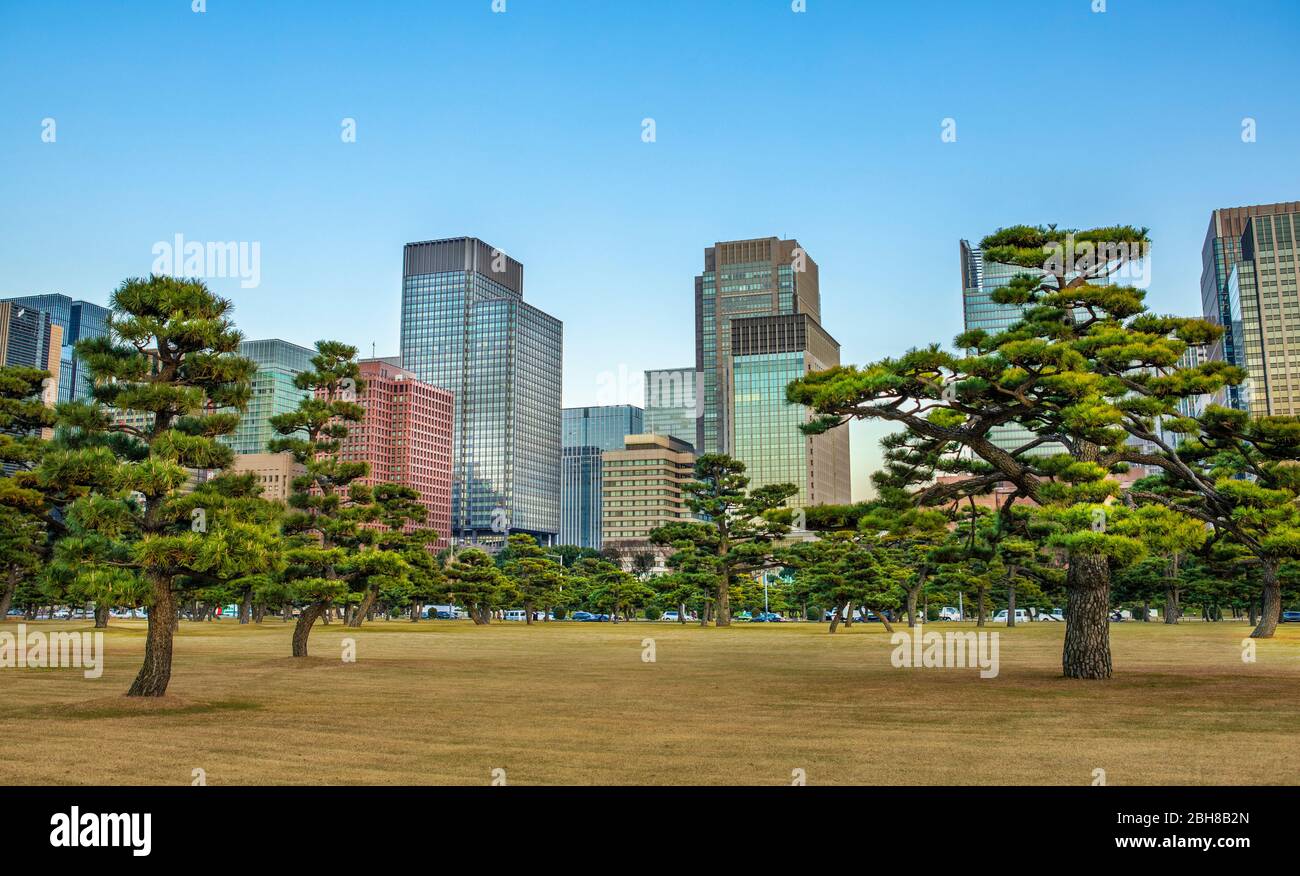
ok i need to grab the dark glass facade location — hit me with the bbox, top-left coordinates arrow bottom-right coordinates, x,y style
560,445 -> 603,548
563,405 -> 643,452
400,238 -> 562,545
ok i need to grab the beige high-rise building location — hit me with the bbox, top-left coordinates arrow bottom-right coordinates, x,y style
601,434 -> 696,549
230,452 -> 305,502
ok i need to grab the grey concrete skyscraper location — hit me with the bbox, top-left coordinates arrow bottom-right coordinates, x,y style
400,237 -> 563,545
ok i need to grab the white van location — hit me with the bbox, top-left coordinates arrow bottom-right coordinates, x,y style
937,606 -> 962,622
503,610 -> 528,621
992,609 -> 1031,624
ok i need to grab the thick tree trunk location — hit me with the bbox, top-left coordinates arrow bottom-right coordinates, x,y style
1062,553 -> 1112,679
292,601 -> 328,657
678,602 -> 687,624
0,568 -> 18,618
524,601 -> 534,626
976,587 -> 987,627
1250,560 -> 1282,639
878,611 -> 894,633
828,601 -> 845,634
94,605 -> 109,629
127,579 -> 177,697
844,601 -> 854,628
1141,599 -> 1150,622
411,603 -> 422,623
906,582 -> 922,628
1163,585 -> 1179,624
715,576 -> 731,627
1007,582 -> 1018,628
239,589 -> 252,625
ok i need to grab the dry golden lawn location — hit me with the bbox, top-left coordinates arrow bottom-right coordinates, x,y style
1,617 -> 1297,785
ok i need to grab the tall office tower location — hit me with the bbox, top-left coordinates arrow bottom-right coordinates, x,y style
563,405 -> 643,451
695,237 -> 820,455
561,446 -> 604,548
602,434 -> 696,568
730,314 -> 851,507
1202,204 -> 1300,417
340,358 -> 454,546
2,294 -> 110,403
224,339 -> 316,455
560,405 -> 642,549
643,367 -> 697,449
400,237 -> 563,545
0,301 -> 63,409
1201,203 -> 1300,412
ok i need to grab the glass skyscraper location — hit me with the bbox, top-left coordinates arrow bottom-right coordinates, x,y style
730,314 -> 851,508
2,294 -> 110,403
643,367 -> 697,450
563,405 -> 643,451
400,237 -> 563,545
560,405 -> 642,550
695,237 -> 820,455
560,446 -> 603,548
1201,203 -> 1300,416
223,338 -> 316,455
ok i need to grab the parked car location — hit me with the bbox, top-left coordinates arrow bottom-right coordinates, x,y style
732,611 -> 753,622
426,608 -> 454,620
1108,609 -> 1125,622
1280,611 -> 1300,623
660,611 -> 694,622
503,610 -> 529,621
752,612 -> 784,623
823,607 -> 870,623
570,611 -> 596,622
991,609 -> 1031,624
590,614 -> 611,622
936,606 -> 962,622
1035,608 -> 1065,622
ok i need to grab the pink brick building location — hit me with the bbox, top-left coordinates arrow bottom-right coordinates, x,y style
341,358 -> 454,547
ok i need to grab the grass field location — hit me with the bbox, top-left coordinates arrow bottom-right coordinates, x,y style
2,617 -> 1297,785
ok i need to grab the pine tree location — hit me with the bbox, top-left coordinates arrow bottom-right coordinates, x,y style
43,275 -> 277,696
788,224 -> 1244,678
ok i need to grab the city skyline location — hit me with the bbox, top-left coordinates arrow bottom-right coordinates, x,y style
4,0 -> 1298,499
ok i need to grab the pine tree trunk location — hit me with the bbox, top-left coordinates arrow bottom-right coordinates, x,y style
411,603 -> 422,623
678,602 -> 686,624
1250,560 -> 1282,639
715,575 -> 731,627
829,601 -> 845,634
0,568 -> 17,618
292,601 -> 328,657
976,587 -> 987,627
239,589 -> 252,625
1007,581 -> 1017,628
524,600 -> 534,625
906,582 -> 922,628
1062,552 -> 1113,679
127,578 -> 177,697
347,587 -> 377,628
94,605 -> 109,629
1164,585 -> 1179,624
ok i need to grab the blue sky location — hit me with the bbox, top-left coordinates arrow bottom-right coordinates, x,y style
2,0 -> 1298,498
